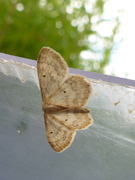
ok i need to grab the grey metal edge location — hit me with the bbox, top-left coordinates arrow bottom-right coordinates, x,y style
0,52 -> 135,87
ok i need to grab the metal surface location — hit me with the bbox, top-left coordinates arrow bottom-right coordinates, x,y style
0,54 -> 135,180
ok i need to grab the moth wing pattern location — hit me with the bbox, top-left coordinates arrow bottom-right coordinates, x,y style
51,111 -> 93,131
49,75 -> 92,108
37,47 -> 68,102
45,114 -> 76,153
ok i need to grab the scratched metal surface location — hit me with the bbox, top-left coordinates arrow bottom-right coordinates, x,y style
0,55 -> 135,180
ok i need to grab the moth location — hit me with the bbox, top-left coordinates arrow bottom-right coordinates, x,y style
37,47 -> 93,152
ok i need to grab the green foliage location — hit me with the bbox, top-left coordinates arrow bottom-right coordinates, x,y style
0,0 -> 120,73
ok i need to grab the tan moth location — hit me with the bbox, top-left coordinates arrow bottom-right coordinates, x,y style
37,47 -> 93,152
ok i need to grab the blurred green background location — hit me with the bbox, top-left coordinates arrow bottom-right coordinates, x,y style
0,0 -> 120,73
